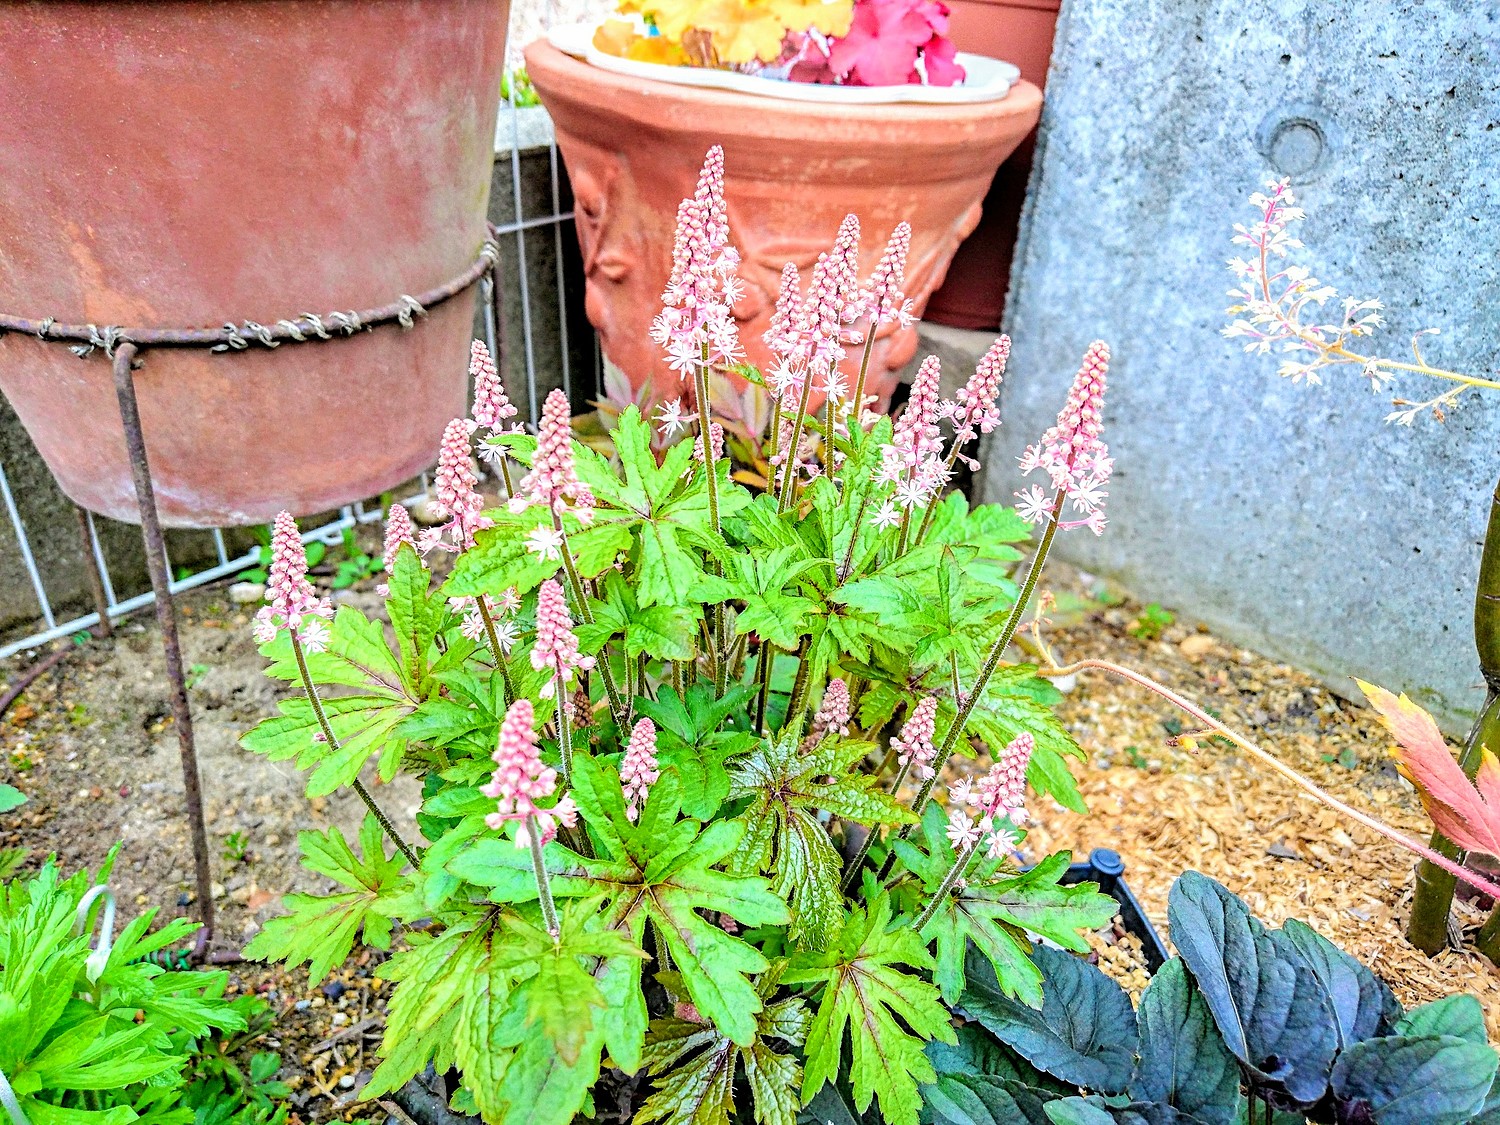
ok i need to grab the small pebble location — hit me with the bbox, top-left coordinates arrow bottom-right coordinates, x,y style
294,999 -> 311,1011
338,1075 -> 356,1090
323,981 -> 346,1000
229,581 -> 266,605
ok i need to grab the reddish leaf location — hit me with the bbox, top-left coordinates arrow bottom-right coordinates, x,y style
1359,680 -> 1500,857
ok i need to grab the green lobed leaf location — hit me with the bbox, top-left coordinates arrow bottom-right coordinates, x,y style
899,805 -> 1116,1006
243,815 -> 409,983
729,735 -> 915,950
784,892 -> 956,1125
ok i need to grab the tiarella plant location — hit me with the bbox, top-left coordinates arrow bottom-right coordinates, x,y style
241,146 -> 1126,1125
928,871 -> 1500,1125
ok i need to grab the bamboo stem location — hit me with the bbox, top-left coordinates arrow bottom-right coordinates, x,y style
1408,478 -> 1500,953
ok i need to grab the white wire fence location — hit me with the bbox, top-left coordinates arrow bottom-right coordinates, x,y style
0,99 -> 594,661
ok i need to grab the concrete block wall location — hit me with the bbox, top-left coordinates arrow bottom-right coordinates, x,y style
984,0 -> 1500,729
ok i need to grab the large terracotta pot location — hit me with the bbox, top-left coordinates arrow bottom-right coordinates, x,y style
923,0 -> 1062,330
0,1 -> 508,527
525,39 -> 1042,409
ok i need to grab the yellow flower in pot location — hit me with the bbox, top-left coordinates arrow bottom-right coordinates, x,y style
595,0 -> 853,68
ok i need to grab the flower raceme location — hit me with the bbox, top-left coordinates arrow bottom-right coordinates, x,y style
253,511 -> 332,653
420,418 -> 492,555
514,388 -> 595,525
1017,340 -> 1112,535
469,339 -> 519,433
620,717 -> 660,821
531,579 -> 594,699
481,697 -> 577,847
808,678 -> 852,743
947,732 -> 1034,859
1222,179 -> 1384,388
879,355 -> 947,508
375,503 -> 419,597
891,695 -> 939,781
651,145 -> 743,378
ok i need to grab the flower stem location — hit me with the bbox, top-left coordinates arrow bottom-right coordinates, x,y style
851,329 -> 877,433
782,637 -> 813,736
695,352 -> 721,537
476,597 -> 516,707
526,815 -> 560,938
840,756 -> 911,893
823,380 -> 837,479
838,489 -> 874,583
291,633 -> 419,868
777,369 -> 815,513
553,671 -> 574,784
556,519 -> 626,727
874,491 -> 1065,879
496,451 -> 516,499
754,641 -> 775,735
913,839 -> 979,932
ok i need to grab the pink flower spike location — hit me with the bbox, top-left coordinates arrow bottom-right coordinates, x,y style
811,679 -> 852,740
879,354 -> 945,504
763,263 -> 804,365
253,511 -> 332,649
531,579 -> 595,698
517,388 -> 594,525
1018,341 -> 1112,528
693,421 -> 724,465
382,503 -> 418,573
470,339 -> 517,431
657,147 -> 742,372
866,222 -> 913,328
965,732 -> 1035,828
948,335 -> 1009,445
892,696 -> 939,781
481,698 -> 577,847
620,717 -> 660,821
423,418 -> 492,555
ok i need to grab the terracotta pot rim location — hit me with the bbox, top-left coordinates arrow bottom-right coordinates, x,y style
948,0 -> 1061,11
524,40 -> 1041,136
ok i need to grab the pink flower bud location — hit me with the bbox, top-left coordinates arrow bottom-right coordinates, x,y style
1018,342 -> 1112,535
424,418 -> 492,554
481,698 -> 577,847
470,339 -> 518,431
531,579 -> 595,697
620,717 -> 660,821
253,511 -> 332,650
515,389 -> 594,525
892,696 -> 939,781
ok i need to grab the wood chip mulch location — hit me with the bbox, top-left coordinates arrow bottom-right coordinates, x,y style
985,575 -> 1499,1033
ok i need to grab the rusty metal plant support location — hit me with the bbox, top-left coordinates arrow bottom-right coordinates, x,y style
0,234 -> 508,958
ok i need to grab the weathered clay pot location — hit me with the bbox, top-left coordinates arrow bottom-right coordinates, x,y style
0,1 -> 507,527
525,39 -> 1041,409
923,0 -> 1062,330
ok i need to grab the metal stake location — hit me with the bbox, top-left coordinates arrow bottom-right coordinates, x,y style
110,342 -> 215,952
72,503 -> 112,638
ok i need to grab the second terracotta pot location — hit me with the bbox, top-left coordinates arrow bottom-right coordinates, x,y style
923,0 -> 1063,330
525,40 -> 1041,409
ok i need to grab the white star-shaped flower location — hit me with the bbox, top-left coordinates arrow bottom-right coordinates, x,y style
524,526 -> 565,561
